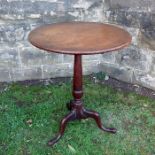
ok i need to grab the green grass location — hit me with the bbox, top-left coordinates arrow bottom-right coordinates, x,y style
0,79 -> 155,155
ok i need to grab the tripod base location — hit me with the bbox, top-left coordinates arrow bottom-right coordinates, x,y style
48,100 -> 116,146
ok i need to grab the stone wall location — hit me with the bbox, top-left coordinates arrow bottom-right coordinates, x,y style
103,0 -> 155,90
0,0 -> 104,82
0,0 -> 155,90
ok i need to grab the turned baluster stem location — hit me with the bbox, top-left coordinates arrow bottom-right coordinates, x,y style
72,54 -> 83,101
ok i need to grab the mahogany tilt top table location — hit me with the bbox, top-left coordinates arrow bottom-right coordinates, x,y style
28,22 -> 132,146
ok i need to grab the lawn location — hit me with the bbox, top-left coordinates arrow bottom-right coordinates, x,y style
0,77 -> 155,155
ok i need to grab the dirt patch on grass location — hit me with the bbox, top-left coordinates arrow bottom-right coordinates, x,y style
90,75 -> 155,100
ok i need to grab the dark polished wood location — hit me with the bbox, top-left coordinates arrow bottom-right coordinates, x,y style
48,55 -> 116,146
28,22 -> 131,55
28,22 -> 132,147
73,55 -> 83,100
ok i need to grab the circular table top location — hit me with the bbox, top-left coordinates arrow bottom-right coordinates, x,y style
28,22 -> 132,55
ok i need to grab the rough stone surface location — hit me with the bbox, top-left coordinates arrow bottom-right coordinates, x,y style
100,62 -> 134,83
0,0 -> 155,91
0,0 -> 106,83
104,0 -> 155,90
115,46 -> 151,71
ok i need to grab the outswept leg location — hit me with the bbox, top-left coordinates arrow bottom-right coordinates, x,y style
48,105 -> 116,147
83,109 -> 117,133
48,111 -> 76,146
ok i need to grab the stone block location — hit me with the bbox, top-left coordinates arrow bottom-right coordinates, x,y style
8,1 -> 24,15
125,27 -> 140,46
106,9 -> 153,28
10,67 -> 43,81
42,63 -> 73,78
83,55 -> 101,61
63,54 -> 74,63
0,69 -> 11,82
43,14 -> 71,24
0,45 -> 19,69
0,23 -> 30,43
19,44 -> 64,67
0,0 -> 66,21
45,52 -> 64,65
139,12 -> 155,50
8,1 -> 61,16
19,46 -> 46,67
100,62 -> 134,83
115,45 -> 151,71
72,0 -> 95,10
101,52 -> 116,63
133,70 -> 155,91
83,60 -> 101,75
148,53 -> 155,73
150,1 -> 155,12
109,0 -> 153,11
67,0 -> 104,22
82,0 -> 104,22
140,32 -> 155,51
30,1 -> 59,14
0,0 -> 9,14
